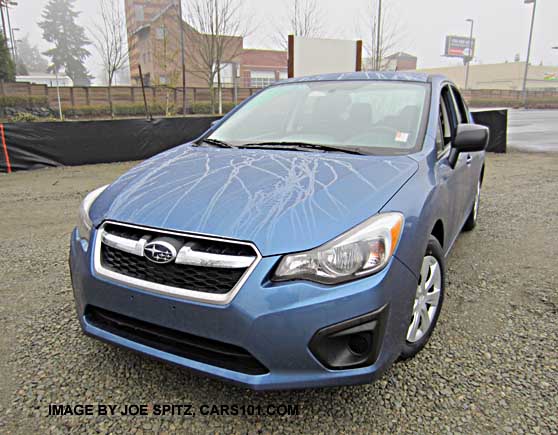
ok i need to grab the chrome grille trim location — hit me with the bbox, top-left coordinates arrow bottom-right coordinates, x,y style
93,221 -> 262,305
176,245 -> 255,268
101,232 -> 150,257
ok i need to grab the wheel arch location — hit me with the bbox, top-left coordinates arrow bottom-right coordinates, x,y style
430,219 -> 445,250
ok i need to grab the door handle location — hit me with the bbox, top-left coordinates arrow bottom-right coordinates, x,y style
466,154 -> 472,165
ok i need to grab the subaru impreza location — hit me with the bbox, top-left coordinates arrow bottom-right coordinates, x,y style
70,72 -> 488,390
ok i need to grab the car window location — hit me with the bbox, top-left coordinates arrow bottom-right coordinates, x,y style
435,116 -> 445,156
440,86 -> 458,141
209,81 -> 430,154
438,87 -> 453,156
450,86 -> 470,124
218,86 -> 303,140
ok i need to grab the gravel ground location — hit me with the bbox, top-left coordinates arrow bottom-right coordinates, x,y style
0,152 -> 557,434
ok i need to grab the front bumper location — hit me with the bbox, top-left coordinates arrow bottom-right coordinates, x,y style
70,228 -> 417,390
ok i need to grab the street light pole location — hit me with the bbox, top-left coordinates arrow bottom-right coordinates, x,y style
522,0 -> 537,107
464,19 -> 474,90
376,0 -> 382,70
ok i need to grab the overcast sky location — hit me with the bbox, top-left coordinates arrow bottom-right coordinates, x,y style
11,0 -> 558,84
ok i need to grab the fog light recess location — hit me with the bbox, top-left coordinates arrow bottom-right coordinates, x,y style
348,333 -> 371,356
309,305 -> 388,370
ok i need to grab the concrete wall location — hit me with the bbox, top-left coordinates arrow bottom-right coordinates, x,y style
418,62 -> 558,90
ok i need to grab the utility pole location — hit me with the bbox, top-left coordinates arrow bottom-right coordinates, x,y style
375,0 -> 382,70
464,19 -> 474,90
522,0 -> 537,107
5,2 -> 16,62
177,0 -> 187,115
215,0 -> 223,115
55,68 -> 63,120
0,1 -> 8,46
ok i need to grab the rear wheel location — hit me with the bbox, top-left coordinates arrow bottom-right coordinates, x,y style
463,179 -> 481,231
400,236 -> 445,360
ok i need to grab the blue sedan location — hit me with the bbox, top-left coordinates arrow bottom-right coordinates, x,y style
69,72 -> 488,390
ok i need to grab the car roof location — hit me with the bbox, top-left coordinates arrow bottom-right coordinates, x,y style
280,71 -> 437,84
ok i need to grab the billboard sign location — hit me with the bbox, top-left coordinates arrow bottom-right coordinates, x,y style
444,35 -> 475,59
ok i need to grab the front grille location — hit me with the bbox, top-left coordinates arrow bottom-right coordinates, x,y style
96,222 -> 259,299
103,223 -> 255,256
85,306 -> 269,375
101,245 -> 244,294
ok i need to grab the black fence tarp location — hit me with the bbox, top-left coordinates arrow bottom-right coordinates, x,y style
0,116 -> 219,173
472,109 -> 507,153
1,110 -> 507,173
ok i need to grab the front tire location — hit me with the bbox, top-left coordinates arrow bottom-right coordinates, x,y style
462,179 -> 481,232
399,236 -> 445,360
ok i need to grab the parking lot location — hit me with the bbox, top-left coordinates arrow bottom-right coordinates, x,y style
508,109 -> 558,153
1,130 -> 557,433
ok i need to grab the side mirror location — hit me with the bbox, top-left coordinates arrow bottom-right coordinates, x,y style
448,124 -> 489,168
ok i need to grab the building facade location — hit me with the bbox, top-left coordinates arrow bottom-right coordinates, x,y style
384,52 -> 418,71
240,49 -> 288,88
124,0 -> 287,90
15,73 -> 74,87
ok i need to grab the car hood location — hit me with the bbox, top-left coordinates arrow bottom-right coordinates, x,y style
91,144 -> 418,256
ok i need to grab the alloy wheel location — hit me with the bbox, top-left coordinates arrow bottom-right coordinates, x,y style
406,255 -> 442,343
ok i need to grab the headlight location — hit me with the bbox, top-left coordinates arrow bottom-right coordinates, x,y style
77,185 -> 108,242
273,212 -> 404,284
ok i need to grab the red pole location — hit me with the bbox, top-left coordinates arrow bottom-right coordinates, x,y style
1,123 -> 12,173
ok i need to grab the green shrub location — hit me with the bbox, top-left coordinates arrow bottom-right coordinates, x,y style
62,105 -> 106,117
9,112 -> 39,122
191,101 -> 236,114
114,103 -> 172,116
62,103 -> 174,118
7,113 -> 62,123
0,95 -> 49,107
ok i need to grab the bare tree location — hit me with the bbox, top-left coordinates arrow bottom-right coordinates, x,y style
272,0 -> 324,49
152,19 -> 181,116
361,0 -> 402,71
91,0 -> 128,117
184,0 -> 248,114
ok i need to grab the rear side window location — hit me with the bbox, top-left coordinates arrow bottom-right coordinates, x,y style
437,96 -> 452,157
438,85 -> 470,158
439,85 -> 456,147
450,86 -> 470,124
435,116 -> 446,156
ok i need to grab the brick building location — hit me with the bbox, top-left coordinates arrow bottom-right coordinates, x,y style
124,0 -> 287,89
384,52 -> 418,71
240,49 -> 288,88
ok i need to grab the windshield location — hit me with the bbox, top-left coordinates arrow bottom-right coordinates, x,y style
207,81 -> 429,153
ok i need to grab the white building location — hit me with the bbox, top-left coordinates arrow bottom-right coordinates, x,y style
15,73 -> 74,87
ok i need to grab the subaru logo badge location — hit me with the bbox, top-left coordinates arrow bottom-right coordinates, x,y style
144,240 -> 177,264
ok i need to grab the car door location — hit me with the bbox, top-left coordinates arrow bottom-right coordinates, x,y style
435,85 -> 467,246
449,85 -> 483,216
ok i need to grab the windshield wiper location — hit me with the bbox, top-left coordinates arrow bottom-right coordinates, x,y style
194,138 -> 234,148
238,142 -> 364,155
